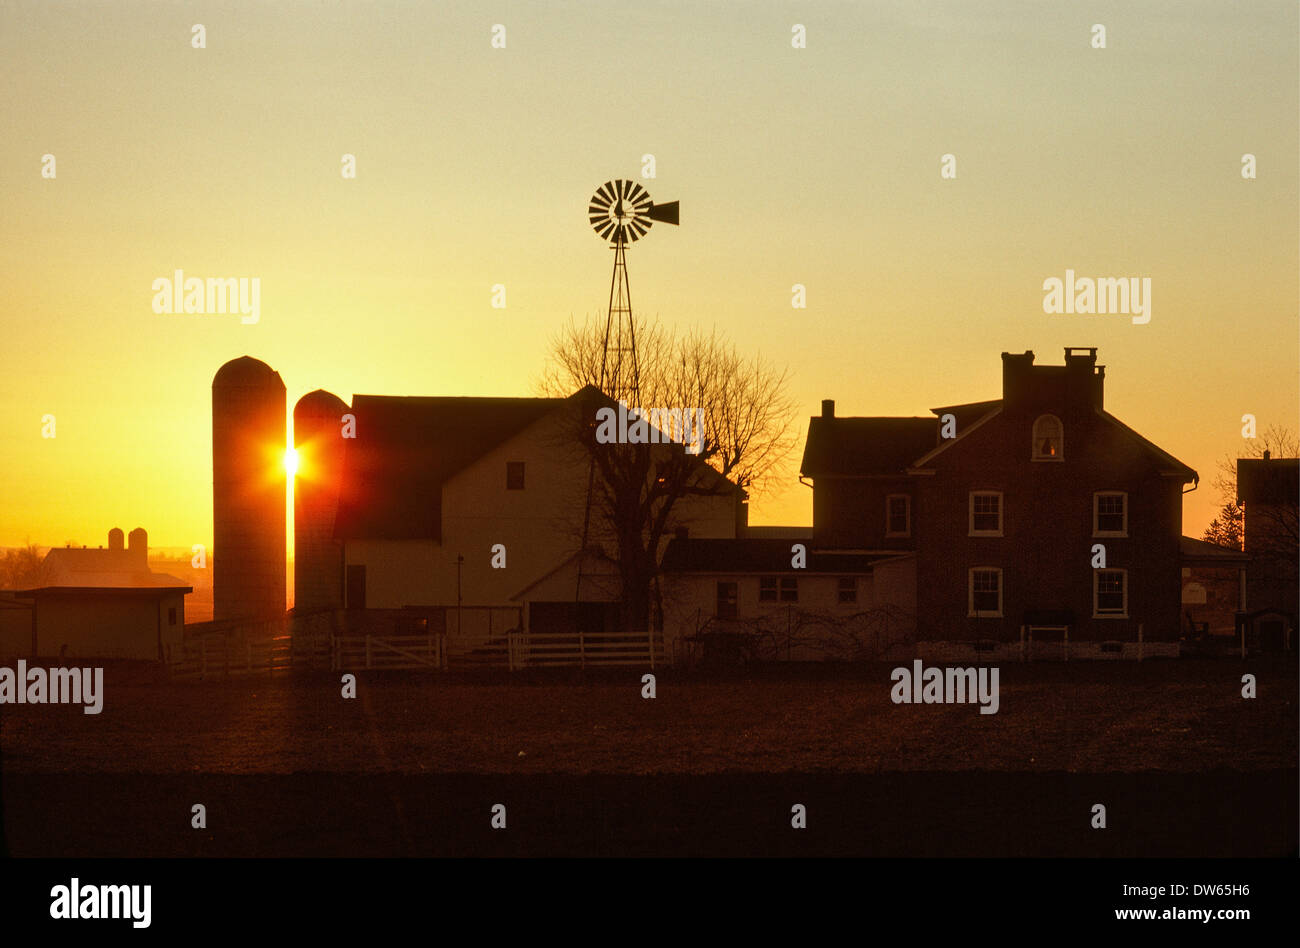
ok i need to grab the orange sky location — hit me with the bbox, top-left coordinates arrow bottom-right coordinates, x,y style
2,0 -> 1296,550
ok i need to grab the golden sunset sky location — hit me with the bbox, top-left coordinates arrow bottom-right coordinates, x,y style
2,0 -> 1296,551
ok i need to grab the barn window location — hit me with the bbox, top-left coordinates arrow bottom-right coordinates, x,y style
837,577 -> 857,604
969,492 -> 1003,536
716,581 -> 738,619
885,494 -> 911,537
759,577 -> 778,602
506,461 -> 525,490
1094,569 -> 1127,618
779,578 -> 799,602
1093,491 -> 1127,536
968,568 -> 1002,617
1032,414 -> 1063,460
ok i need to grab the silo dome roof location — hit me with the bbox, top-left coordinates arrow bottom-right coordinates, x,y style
295,389 -> 349,417
213,356 -> 285,389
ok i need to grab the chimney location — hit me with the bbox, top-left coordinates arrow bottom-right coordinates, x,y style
1064,347 -> 1104,408
108,527 -> 124,552
821,399 -> 835,418
127,527 -> 147,566
1263,449 -> 1271,460
1001,351 -> 1035,405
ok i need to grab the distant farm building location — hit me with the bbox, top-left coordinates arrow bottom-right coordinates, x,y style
7,528 -> 191,660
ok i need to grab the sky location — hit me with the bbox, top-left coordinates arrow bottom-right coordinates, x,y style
1,0 -> 1296,550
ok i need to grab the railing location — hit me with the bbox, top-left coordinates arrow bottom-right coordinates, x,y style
169,632 -> 331,679
332,634 -> 443,670
508,629 -> 663,669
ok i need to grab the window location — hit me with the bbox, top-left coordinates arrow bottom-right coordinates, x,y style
506,461 -> 525,490
716,581 -> 738,619
1093,491 -> 1127,536
759,577 -> 778,602
968,568 -> 1003,617
837,577 -> 857,604
779,578 -> 798,602
1094,569 -> 1127,617
969,491 -> 1003,536
1032,414 -> 1063,460
885,494 -> 911,537
168,606 -> 177,625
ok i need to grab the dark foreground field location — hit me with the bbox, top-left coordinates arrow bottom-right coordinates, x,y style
2,658 -> 1295,856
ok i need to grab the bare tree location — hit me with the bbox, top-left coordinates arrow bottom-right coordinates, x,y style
0,543 -> 44,590
1203,424 -> 1298,551
537,314 -> 799,636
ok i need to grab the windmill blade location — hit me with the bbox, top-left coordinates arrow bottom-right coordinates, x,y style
648,201 -> 679,225
596,182 -> 617,204
630,218 -> 650,237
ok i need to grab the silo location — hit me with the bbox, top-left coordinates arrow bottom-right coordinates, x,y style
212,356 -> 287,620
293,389 -> 349,612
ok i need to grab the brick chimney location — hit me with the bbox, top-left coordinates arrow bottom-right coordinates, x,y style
1001,351 -> 1036,406
821,399 -> 835,418
1063,347 -> 1105,408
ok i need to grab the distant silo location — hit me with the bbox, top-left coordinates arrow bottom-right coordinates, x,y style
293,389 -> 349,612
213,356 -> 287,620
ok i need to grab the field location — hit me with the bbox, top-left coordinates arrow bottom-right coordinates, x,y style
2,658 -> 1295,856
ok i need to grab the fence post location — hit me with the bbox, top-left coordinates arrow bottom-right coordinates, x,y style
1138,622 -> 1144,662
1019,625 -> 1025,663
365,634 -> 372,669
1063,625 -> 1069,662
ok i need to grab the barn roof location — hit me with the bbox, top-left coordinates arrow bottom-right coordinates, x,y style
332,392 -> 571,540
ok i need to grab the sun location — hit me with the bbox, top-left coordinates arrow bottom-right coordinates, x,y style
284,446 -> 299,477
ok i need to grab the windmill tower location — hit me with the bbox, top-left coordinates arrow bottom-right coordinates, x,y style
574,180 -> 679,643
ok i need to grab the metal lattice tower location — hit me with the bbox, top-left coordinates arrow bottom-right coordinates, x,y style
574,180 -> 679,636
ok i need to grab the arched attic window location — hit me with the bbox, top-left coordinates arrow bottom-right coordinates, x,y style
1032,414 -> 1063,460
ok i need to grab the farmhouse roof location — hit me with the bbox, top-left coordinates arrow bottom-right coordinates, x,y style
800,417 -> 937,477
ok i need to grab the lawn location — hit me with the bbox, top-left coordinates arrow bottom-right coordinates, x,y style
2,658 -> 1294,775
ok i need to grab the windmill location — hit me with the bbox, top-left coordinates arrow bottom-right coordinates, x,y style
574,180 -> 679,655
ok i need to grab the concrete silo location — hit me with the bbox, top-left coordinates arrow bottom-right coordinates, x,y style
212,356 -> 287,620
293,389 -> 349,612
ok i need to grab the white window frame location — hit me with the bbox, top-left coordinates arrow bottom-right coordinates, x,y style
968,491 -> 1004,537
968,567 -> 1003,618
1031,414 -> 1064,461
885,494 -> 911,537
1093,568 -> 1128,619
1093,491 -> 1128,537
